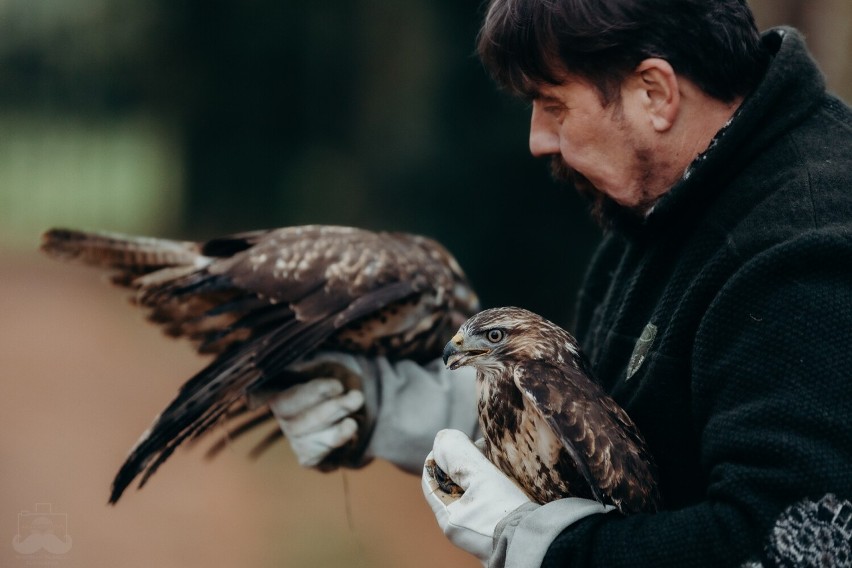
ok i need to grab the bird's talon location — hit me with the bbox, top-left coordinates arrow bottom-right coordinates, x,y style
426,459 -> 464,496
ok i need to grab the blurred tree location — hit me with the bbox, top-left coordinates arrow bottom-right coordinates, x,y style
154,1 -> 361,235
146,0 -> 600,324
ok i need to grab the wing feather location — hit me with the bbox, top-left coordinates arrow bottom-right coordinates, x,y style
514,360 -> 659,514
514,361 -> 607,505
42,224 -> 479,503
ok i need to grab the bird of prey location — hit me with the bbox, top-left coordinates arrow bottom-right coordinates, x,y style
41,225 -> 479,504
440,307 -> 659,514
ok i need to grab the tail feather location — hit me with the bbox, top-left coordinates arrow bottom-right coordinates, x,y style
247,428 -> 284,460
109,352 -> 260,504
203,408 -> 274,460
41,228 -> 203,273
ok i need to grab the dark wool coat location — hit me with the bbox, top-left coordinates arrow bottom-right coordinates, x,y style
543,28 -> 852,567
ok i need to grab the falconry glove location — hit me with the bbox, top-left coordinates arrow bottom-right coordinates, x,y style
422,429 -> 532,566
422,429 -> 614,568
270,352 -> 479,472
268,378 -> 365,468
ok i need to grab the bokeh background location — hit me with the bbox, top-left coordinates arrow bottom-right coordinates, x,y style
1,1 -> 849,566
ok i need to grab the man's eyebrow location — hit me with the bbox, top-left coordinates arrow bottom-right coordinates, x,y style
529,81 -> 569,101
535,93 -> 563,104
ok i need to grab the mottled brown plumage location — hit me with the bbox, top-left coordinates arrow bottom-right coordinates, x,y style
442,307 -> 659,514
41,225 -> 479,503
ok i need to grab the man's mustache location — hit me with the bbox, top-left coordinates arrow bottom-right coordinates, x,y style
549,156 -> 607,198
548,156 -> 631,228
549,156 -> 585,188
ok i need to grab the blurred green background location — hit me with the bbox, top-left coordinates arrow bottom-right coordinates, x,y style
1,0 -> 850,323
0,2 -> 849,567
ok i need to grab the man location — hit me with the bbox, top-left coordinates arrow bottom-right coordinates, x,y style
270,1 -> 852,565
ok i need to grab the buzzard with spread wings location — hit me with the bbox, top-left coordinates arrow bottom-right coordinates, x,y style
442,307 -> 660,514
41,225 -> 479,504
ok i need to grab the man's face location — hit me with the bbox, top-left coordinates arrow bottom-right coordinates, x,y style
528,78 -> 660,220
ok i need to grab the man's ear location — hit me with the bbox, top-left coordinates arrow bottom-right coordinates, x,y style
629,58 -> 680,132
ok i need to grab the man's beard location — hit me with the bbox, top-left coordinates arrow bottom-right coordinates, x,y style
549,156 -> 657,229
549,157 -> 621,228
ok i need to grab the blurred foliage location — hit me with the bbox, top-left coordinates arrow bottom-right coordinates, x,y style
0,0 -> 849,326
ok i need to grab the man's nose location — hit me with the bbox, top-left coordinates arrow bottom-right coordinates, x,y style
529,101 -> 560,157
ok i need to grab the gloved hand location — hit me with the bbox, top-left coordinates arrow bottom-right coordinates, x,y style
422,429 -> 531,565
268,378 -> 365,467
269,352 -> 479,472
423,429 -> 617,568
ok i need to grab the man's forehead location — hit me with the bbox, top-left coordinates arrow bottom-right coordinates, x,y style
527,78 -> 586,101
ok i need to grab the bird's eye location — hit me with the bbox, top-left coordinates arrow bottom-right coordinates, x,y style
486,329 -> 504,343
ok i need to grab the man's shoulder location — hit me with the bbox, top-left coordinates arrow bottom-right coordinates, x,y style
723,95 -> 852,244
795,100 -> 852,233
789,94 -> 852,167
818,94 -> 852,131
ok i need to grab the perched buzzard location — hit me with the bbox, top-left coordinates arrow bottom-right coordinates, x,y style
441,307 -> 659,514
40,225 -> 479,503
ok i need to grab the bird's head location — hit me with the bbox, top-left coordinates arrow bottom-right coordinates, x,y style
442,306 -> 582,373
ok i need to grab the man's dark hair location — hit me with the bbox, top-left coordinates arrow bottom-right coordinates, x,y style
477,0 -> 769,104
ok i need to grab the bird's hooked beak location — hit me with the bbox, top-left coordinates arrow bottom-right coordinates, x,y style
442,332 -> 489,370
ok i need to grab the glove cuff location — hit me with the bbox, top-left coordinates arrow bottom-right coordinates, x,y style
491,499 -> 614,568
367,358 -> 478,473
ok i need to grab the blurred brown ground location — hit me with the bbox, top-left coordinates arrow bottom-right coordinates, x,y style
0,249 -> 478,568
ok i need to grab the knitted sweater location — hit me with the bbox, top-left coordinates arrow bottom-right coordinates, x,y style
542,28 -> 852,567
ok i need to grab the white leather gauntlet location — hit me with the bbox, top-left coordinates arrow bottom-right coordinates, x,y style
268,352 -> 479,472
422,429 -> 615,568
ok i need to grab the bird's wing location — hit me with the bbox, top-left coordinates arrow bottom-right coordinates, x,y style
514,360 -> 658,513
40,227 -> 267,354
42,226 -> 477,503
41,226 -> 448,356
513,361 -> 608,505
